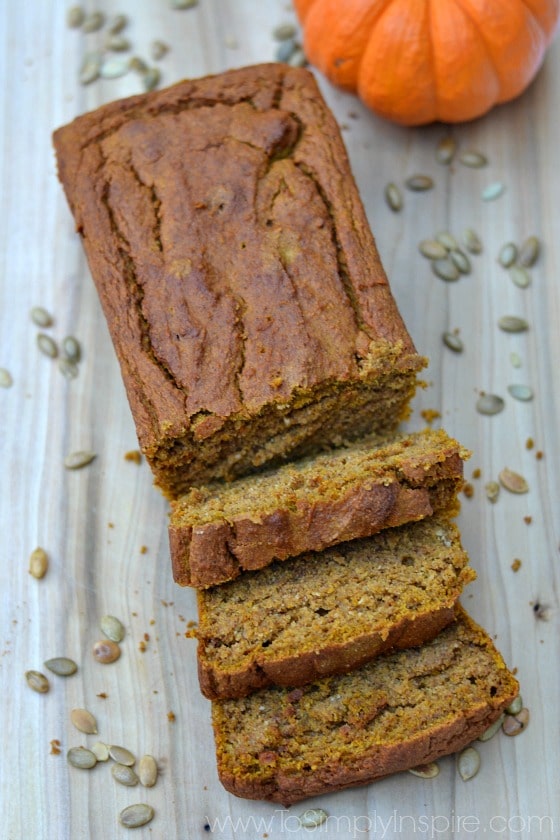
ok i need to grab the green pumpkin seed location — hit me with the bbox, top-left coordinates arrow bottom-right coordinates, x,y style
151,40 -> 169,61
384,183 -> 402,212
418,239 -> 448,260
58,359 -> 79,380
30,306 -> 53,327
275,39 -> 297,63
287,48 -> 307,68
459,150 -> 488,168
482,181 -> 505,201
435,136 -> 456,165
91,741 -> 110,762
506,695 -> 523,716
82,11 -> 105,32
37,333 -> 58,358
29,547 -> 48,579
510,266 -> 531,289
499,467 -> 528,494
108,13 -> 127,34
518,236 -> 540,267
435,231 -> 458,251
405,174 -> 434,192
502,708 -> 529,736
485,481 -> 500,503
462,228 -> 483,254
273,23 -> 297,41
139,754 -> 158,787
142,67 -> 161,91
67,746 -> 97,769
64,450 -> 96,470
498,242 -> 518,268
119,804 -> 155,829
104,34 -> 131,53
442,332 -> 463,353
432,258 -> 460,282
100,57 -> 130,80
79,52 -> 102,85
498,316 -> 529,333
112,763 -> 139,786
457,747 -> 480,781
408,762 -> 440,779
109,745 -> 136,766
476,394 -> 504,415
25,670 -> 50,693
478,714 -> 505,742
71,708 -> 98,735
0,368 -> 13,388
44,657 -> 78,676
507,384 -> 534,402
449,248 -> 471,274
100,614 -> 125,643
62,335 -> 81,362
299,809 -> 329,828
67,6 -> 85,28
129,56 -> 149,74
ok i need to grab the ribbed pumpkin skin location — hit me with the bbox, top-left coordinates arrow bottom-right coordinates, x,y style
294,0 -> 560,125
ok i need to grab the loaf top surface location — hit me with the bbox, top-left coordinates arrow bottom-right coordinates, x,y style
53,64 -> 422,456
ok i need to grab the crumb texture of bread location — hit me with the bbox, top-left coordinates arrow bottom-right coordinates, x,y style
211,606 -> 519,804
170,428 -> 468,586
53,64 -> 424,496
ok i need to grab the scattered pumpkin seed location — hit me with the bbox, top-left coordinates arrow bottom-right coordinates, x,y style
112,763 -> 139,786
463,228 -> 483,254
67,746 -> 97,769
104,34 -> 131,53
29,547 -> 48,579
273,23 -> 297,41
109,745 -> 136,766
0,368 -> 13,388
25,670 -> 50,693
449,248 -> 471,274
405,174 -> 434,192
71,708 -> 98,735
139,754 -> 158,787
129,56 -> 149,74
67,5 -> 85,28
459,150 -> 488,168
30,306 -> 53,327
498,316 -> 529,333
435,231 -> 458,250
64,450 -> 96,470
62,335 -> 82,362
507,384 -> 534,402
93,639 -> 121,664
91,741 -> 110,761
299,809 -> 329,828
498,242 -> 518,268
100,57 -> 130,80
457,747 -> 481,781
408,762 -> 440,779
435,136 -> 456,165
476,394 -> 505,416
151,40 -> 169,61
143,67 -> 161,91
482,181 -> 505,201
287,48 -> 307,68
37,333 -> 58,358
432,258 -> 460,282
44,657 -> 78,676
119,804 -> 155,829
419,239 -> 448,260
502,708 -> 529,736
79,52 -> 102,85
275,39 -> 297,63
506,695 -> 523,716
82,11 -> 105,32
100,614 -> 125,643
510,266 -> 531,289
499,467 -> 528,494
58,359 -> 79,380
442,331 -> 464,353
384,182 -> 402,212
485,481 -> 500,503
478,714 -> 505,742
108,13 -> 127,34
518,236 -> 540,267
170,0 -> 198,8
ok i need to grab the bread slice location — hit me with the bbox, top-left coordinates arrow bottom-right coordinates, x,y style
170,428 -> 467,587
212,605 -> 518,804
196,515 -> 475,699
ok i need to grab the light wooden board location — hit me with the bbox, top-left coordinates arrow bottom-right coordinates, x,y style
1,2 -> 559,838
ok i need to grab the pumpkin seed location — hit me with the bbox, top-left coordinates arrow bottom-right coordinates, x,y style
442,331 -> 463,353
151,40 -> 169,61
463,228 -> 483,254
37,333 -> 58,358
273,23 -> 297,41
30,306 -> 53,327
64,450 -> 96,470
510,266 -> 531,289
432,258 -> 460,282
478,714 -> 505,742
485,481 -> 500,503
109,745 -> 136,766
275,39 -> 297,63
508,384 -> 534,402
482,181 -> 505,201
457,747 -> 480,781
499,467 -> 528,494
435,136 -> 456,165
93,639 -> 121,664
100,614 -> 125,643
62,335 -> 81,363
498,316 -> 529,333
299,809 -> 329,828
25,670 -> 50,693
67,6 -> 85,28
58,359 -> 79,380
518,236 -> 540,267
498,242 -> 518,268
138,754 -> 158,787
459,150 -> 488,168
79,52 -> 102,85
384,182 -> 402,212
91,741 -> 110,761
82,11 -> 105,32
408,762 -> 440,779
44,657 -> 78,676
119,804 -> 155,829
502,707 -> 529,736
405,174 -> 434,192
435,231 -> 458,251
67,746 -> 97,769
112,763 -> 139,786
71,708 -> 98,735
0,368 -> 13,388
108,13 -> 127,34
170,0 -> 198,8
29,547 -> 48,579
287,48 -> 307,68
449,248 -> 471,274
142,67 -> 161,91
419,239 -> 448,260
506,695 -> 523,716
476,394 -> 504,415
129,56 -> 149,74
100,57 -> 130,80
104,34 -> 131,53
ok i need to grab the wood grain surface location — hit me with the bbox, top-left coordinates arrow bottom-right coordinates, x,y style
1,2 -> 559,838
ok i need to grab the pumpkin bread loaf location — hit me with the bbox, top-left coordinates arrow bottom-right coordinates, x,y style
170,428 -> 467,587
212,606 -> 519,804
53,64 -> 424,498
196,515 -> 475,699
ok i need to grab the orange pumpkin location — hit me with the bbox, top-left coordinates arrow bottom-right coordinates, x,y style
293,0 -> 560,125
